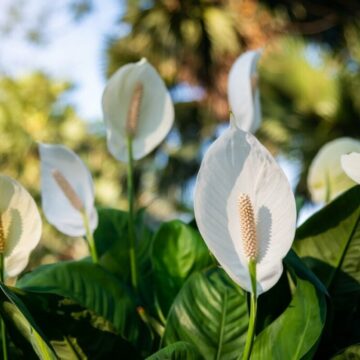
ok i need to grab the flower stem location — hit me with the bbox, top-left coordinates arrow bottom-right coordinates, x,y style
81,212 -> 98,263
126,136 -> 138,291
0,254 -> 8,360
241,259 -> 257,360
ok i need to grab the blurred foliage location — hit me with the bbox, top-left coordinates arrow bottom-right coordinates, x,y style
258,38 -> 360,194
2,0 -> 360,269
107,0 -> 281,120
106,0 -> 360,199
0,72 -> 127,268
261,0 -> 360,48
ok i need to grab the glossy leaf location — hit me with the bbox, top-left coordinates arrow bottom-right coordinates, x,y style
251,258 -> 327,359
293,185 -> 360,354
294,185 -> 360,291
95,208 -> 153,278
255,269 -> 291,333
151,220 -> 213,315
94,208 -> 129,258
94,207 -> 155,313
163,268 -> 249,359
18,291 -> 141,359
146,341 -> 202,360
17,260 -> 150,348
0,284 -> 56,359
285,250 -> 328,295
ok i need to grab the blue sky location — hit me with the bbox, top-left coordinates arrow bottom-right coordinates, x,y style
0,0 -> 125,121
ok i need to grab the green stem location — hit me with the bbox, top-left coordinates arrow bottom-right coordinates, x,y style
241,260 -> 257,360
0,254 -> 8,360
127,136 -> 138,291
81,212 -> 98,263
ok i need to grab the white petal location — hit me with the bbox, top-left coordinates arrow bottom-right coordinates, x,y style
194,125 -> 296,294
341,152 -> 360,184
308,138 -> 360,202
5,251 -> 30,278
39,143 -> 98,237
102,58 -> 174,162
0,175 -> 42,276
228,50 -> 262,133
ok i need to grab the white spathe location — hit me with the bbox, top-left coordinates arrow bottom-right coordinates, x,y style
102,58 -> 174,162
39,143 -> 98,237
194,124 -> 296,295
341,152 -> 360,184
0,175 -> 42,278
308,137 -> 360,203
228,50 -> 262,133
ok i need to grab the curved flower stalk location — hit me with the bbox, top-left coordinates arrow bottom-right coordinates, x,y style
39,143 -> 99,262
102,58 -> 174,162
228,50 -> 262,133
341,152 -> 360,184
0,175 -> 42,278
194,124 -> 296,359
308,137 -> 360,203
102,58 -> 174,290
194,124 -> 296,294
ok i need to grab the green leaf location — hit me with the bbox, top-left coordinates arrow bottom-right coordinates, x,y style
0,284 -> 56,359
93,208 -> 159,342
163,268 -> 249,359
95,208 -> 154,306
18,291 -> 141,359
331,344 -> 360,359
151,220 -> 213,315
94,207 -> 129,257
17,260 -> 150,349
294,185 -> 360,291
251,258 -> 327,360
293,185 -> 360,354
146,341 -> 202,360
255,269 -> 291,333
285,250 -> 328,295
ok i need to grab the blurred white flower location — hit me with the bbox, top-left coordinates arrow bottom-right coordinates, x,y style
102,58 -> 174,162
0,175 -> 42,277
39,143 -> 98,237
194,124 -> 296,294
341,152 -> 360,184
228,50 -> 262,133
308,138 -> 360,202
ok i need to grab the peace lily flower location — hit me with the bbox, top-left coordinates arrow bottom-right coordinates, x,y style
308,137 -> 360,203
102,58 -> 174,162
194,123 -> 296,295
228,50 -> 262,133
0,175 -> 42,278
341,152 -> 360,184
39,143 -> 98,261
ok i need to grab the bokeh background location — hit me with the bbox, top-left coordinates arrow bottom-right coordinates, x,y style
1,0 -> 360,268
